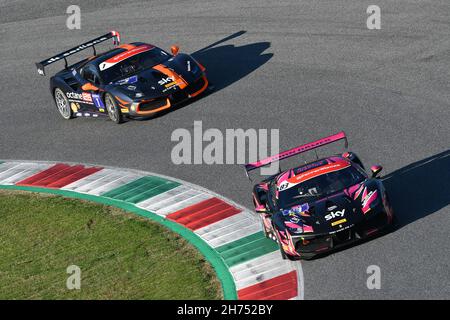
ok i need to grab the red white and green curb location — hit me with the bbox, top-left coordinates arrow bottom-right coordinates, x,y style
0,160 -> 304,300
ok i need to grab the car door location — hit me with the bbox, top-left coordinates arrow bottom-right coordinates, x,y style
77,64 -> 103,113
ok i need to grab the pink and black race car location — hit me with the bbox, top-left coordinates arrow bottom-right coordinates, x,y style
244,132 -> 395,260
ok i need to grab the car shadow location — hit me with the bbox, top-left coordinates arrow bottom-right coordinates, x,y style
303,149 -> 450,260
192,30 -> 273,93
132,31 -> 273,122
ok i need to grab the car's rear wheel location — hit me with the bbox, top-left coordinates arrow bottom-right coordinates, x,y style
105,93 -> 123,124
54,88 -> 73,120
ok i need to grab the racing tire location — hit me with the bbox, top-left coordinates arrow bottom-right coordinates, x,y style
54,88 -> 74,120
104,93 -> 124,124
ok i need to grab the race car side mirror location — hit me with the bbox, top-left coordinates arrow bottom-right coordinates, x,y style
255,204 -> 267,213
81,83 -> 99,92
171,45 -> 179,56
371,165 -> 383,178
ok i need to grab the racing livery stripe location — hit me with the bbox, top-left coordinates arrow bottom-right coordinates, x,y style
286,160 -> 350,187
230,251 -> 296,290
237,270 -> 298,300
166,198 -> 241,230
99,44 -> 154,71
215,231 -> 278,267
100,176 -> 180,203
15,163 -> 103,188
195,212 -> 261,248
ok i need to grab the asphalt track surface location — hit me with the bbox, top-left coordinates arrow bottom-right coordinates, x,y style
1,0 -> 449,299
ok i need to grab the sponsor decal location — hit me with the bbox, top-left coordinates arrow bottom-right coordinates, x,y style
99,45 -> 154,71
82,92 -> 92,102
115,75 -> 138,85
66,92 -> 92,102
280,161 -> 351,191
281,203 -> 309,216
331,218 -> 347,226
158,76 -> 175,86
187,60 -> 191,72
66,91 -> 93,104
329,224 -> 353,234
92,93 -> 105,109
325,209 -> 345,221
46,37 -> 108,64
66,92 -> 83,100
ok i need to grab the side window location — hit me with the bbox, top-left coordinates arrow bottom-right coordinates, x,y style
82,65 -> 100,85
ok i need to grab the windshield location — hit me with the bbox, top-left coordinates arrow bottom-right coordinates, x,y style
98,47 -> 170,83
275,165 -> 366,209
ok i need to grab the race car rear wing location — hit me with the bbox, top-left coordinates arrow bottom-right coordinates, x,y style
244,131 -> 348,179
35,31 -> 121,76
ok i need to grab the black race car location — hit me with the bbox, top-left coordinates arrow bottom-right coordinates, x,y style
36,31 -> 209,123
244,132 -> 394,260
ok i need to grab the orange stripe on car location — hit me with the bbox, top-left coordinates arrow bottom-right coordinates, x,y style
153,64 -> 188,89
287,160 -> 351,185
119,44 -> 136,50
115,96 -> 130,106
189,76 -> 209,98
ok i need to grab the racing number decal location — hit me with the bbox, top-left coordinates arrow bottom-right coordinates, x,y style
92,93 -> 105,110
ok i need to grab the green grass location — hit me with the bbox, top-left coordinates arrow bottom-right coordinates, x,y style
0,191 -> 222,300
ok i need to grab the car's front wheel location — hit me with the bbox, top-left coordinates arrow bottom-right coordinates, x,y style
105,93 -> 123,124
54,88 -> 73,120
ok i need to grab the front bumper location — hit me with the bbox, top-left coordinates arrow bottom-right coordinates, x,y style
128,74 -> 209,116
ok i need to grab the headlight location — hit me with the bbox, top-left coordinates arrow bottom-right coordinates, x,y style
130,103 -> 139,112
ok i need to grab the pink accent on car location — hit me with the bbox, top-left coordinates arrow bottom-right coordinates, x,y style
371,165 -> 382,173
362,186 -> 368,200
366,228 -> 379,236
277,169 -> 292,185
303,225 -> 314,233
259,183 -> 269,191
284,222 -> 301,229
354,184 -> 365,200
362,190 -> 378,214
345,183 -> 362,197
